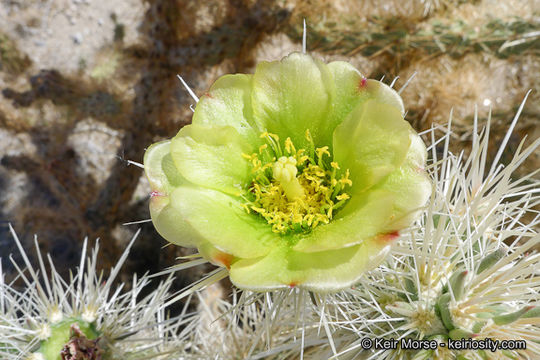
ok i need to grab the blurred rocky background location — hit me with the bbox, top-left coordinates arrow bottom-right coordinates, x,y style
0,0 -> 538,291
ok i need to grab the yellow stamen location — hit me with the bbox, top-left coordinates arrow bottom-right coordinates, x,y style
284,137 -> 296,154
316,146 -> 330,159
243,131 -> 352,234
340,169 -> 353,187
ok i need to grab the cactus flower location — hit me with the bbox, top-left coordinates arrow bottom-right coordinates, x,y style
144,52 -> 431,292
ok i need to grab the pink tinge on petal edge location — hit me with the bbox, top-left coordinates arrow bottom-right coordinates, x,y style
214,253 -> 234,269
358,77 -> 368,90
376,230 -> 400,244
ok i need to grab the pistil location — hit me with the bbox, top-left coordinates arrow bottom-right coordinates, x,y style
272,156 -> 304,200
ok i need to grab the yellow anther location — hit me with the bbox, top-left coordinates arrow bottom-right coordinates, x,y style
242,153 -> 253,160
327,206 -> 334,218
305,129 -> 313,142
284,137 -> 295,154
261,163 -> 272,171
261,132 -> 280,141
259,144 -> 268,153
339,169 -> 353,187
336,193 -> 350,201
298,155 -> 309,164
293,214 -> 303,224
316,146 -> 330,159
252,157 -> 261,171
331,162 -> 340,169
251,207 -> 266,214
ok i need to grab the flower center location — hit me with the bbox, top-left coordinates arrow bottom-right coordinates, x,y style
242,130 -> 352,235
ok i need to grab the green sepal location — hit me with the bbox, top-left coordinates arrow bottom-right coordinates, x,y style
448,328 -> 475,340
472,321 -> 486,333
448,270 -> 468,301
520,306 -> 540,318
437,293 -> 455,330
411,349 -> 433,360
404,277 -> 418,301
477,248 -> 507,274
493,306 -> 535,325
480,304 -> 511,317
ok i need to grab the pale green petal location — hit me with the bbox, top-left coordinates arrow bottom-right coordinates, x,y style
363,79 -> 404,114
293,133 -> 430,253
230,238 -> 391,292
372,134 -> 432,229
170,124 -> 252,196
193,74 -> 261,146
199,241 -> 237,269
251,52 -> 333,148
145,140 -> 217,248
333,100 -> 412,193
326,61 -> 404,130
292,190 -> 395,252
144,140 -> 188,195
376,166 -> 431,230
326,61 -> 365,128
149,194 -> 203,248
404,129 -> 428,168
168,186 -> 277,258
